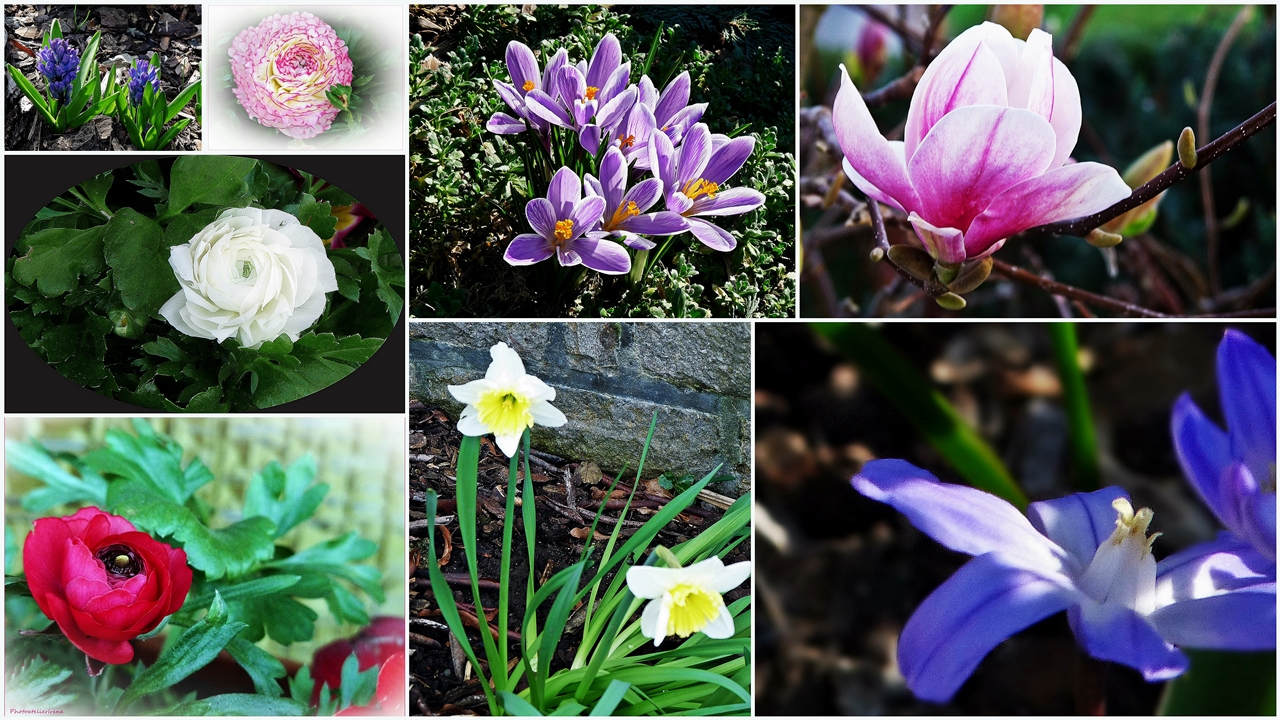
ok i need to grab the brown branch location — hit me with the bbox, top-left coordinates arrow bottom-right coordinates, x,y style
860,6 -> 924,53
866,199 -> 951,304
861,5 -> 950,109
1026,101 -> 1277,238
1060,6 -> 1096,63
1199,6 -> 1254,296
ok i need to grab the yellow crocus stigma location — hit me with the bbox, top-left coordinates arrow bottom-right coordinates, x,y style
608,200 -> 640,229
585,86 -> 599,101
1110,497 -> 1161,554
682,178 -> 720,202
553,219 -> 575,243
522,80 -> 535,92
473,389 -> 534,440
664,583 -> 725,639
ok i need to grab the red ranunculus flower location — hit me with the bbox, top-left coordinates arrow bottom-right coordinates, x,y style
23,507 -> 193,665
311,616 -> 406,710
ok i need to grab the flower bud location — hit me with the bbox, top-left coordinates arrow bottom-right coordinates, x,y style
1177,127 -> 1197,169
887,245 -> 935,283
1086,228 -> 1124,248
947,257 -> 994,294
935,292 -> 967,311
109,308 -> 147,339
987,5 -> 1044,40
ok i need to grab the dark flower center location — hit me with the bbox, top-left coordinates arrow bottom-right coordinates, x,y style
97,544 -> 143,579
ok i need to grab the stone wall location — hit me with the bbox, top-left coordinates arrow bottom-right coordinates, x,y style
409,322 -> 751,492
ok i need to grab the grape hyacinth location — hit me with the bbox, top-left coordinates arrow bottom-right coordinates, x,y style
36,38 -> 79,105
127,59 -> 160,106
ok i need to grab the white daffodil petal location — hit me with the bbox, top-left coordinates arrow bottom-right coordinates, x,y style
701,605 -> 737,639
641,597 -> 662,640
707,560 -> 752,594
449,378 -> 493,404
626,565 -> 681,598
530,401 -> 568,427
494,432 -> 521,458
487,342 -> 527,383
457,413 -> 488,437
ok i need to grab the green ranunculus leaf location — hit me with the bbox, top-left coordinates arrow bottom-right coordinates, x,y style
247,333 -> 382,408
104,208 -> 180,317
243,456 -> 328,539
83,420 -> 213,504
12,226 -> 107,297
38,313 -> 113,388
5,655 -> 77,711
324,582 -> 369,626
268,531 -> 384,601
5,438 -> 108,512
354,228 -> 405,323
237,593 -> 320,646
163,208 -> 219,246
116,593 -> 247,712
167,694 -> 308,716
287,666 -> 315,710
336,652 -> 380,711
166,156 -> 259,216
225,637 -> 287,698
79,170 -> 114,212
185,385 -> 228,413
292,193 -> 337,240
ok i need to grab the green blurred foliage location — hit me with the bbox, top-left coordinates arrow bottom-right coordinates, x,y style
410,5 -> 796,318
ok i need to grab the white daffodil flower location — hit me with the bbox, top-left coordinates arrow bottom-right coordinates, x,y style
447,342 -> 567,456
626,556 -> 752,646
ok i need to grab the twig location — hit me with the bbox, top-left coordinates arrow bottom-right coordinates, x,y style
919,5 -> 952,63
868,199 -> 950,301
862,66 -> 925,108
1199,5 -> 1254,296
860,6 -> 924,53
1026,101 -> 1276,239
800,241 -> 846,317
1059,6 -> 1096,63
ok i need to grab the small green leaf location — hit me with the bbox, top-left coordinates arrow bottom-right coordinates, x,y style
247,333 -> 383,408
167,694 -> 308,716
5,438 -> 108,511
268,531 -> 383,600
116,593 -> 247,711
104,208 -> 179,317
78,171 -> 114,212
6,656 -> 77,711
162,208 -> 219,245
166,156 -> 258,216
83,421 -> 212,504
243,456 -> 328,539
225,637 -> 286,698
324,582 -> 369,626
12,226 -> 107,296
292,194 -> 337,240
287,665 -> 315,708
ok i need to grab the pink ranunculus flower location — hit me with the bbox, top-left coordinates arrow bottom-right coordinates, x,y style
230,12 -> 354,140
834,21 -> 1132,270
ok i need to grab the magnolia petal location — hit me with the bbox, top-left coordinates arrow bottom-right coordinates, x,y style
963,161 -> 1132,257
1027,486 -> 1131,574
1171,393 -> 1235,530
700,136 -> 755,186
525,198 -> 558,239
1218,329 -> 1277,484
505,41 -> 539,95
907,212 -> 966,266
852,459 -> 1065,571
1007,30 -> 1082,169
504,233 -> 554,266
487,111 -> 527,135
691,187 -> 765,217
899,552 -> 1075,703
1046,56 -> 1083,169
905,25 -> 1012,160
842,156 -> 906,214
686,217 -> 737,252
573,235 -> 631,275
702,605 -> 736,639
908,105 -> 1057,233
833,65 -> 920,213
1070,603 -> 1189,681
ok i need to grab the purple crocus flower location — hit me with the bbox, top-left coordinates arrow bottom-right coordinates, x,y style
584,146 -> 687,250
852,459 -> 1270,703
526,34 -> 636,154
622,72 -> 708,170
648,123 -> 765,252
127,59 -> 161,106
1160,330 -> 1276,650
504,166 -> 630,274
487,41 -> 568,138
36,38 -> 80,105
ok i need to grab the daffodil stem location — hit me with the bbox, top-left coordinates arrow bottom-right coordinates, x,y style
498,449 -> 519,687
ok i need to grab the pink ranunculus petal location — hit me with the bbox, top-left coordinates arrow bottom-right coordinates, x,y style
832,66 -> 921,214
908,105 -> 1057,232
963,161 -> 1133,257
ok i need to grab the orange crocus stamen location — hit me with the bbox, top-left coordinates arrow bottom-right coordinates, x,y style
585,86 -> 599,101
553,219 -> 575,245
620,134 -> 636,149
682,179 -> 720,202
608,200 -> 641,229
522,80 -> 535,92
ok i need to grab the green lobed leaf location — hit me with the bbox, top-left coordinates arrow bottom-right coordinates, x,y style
78,171 -> 113,212
267,531 -> 383,601
246,333 -> 383,408
291,194 -> 338,240
287,665 -> 315,708
167,693 -> 308,716
37,313 -> 112,388
83,420 -> 213,504
233,592 -> 320,646
225,636 -> 287,698
5,655 -> 77,711
324,582 -> 369,626
243,456 -> 327,539
6,438 -> 108,512
183,574 -> 301,616
103,207 -> 180,317
166,156 -> 259,216
116,593 -> 248,711
12,226 -> 107,297
355,228 -> 405,323
336,652 -> 379,711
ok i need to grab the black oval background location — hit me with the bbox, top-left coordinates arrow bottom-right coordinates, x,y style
5,154 -> 406,414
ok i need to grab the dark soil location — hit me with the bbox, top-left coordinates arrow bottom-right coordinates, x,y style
408,402 -> 749,715
754,322 -> 1274,715
5,5 -> 201,151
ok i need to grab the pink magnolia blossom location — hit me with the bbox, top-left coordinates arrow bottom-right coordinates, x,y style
230,12 -> 354,140
834,21 -> 1131,267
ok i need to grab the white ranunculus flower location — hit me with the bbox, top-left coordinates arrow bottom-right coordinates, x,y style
159,207 -> 338,349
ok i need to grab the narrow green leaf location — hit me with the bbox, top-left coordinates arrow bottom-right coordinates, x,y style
588,680 -> 631,716
1048,323 -> 1100,490
166,80 -> 201,124
6,65 -> 57,126
455,436 -> 503,688
167,694 -> 308,715
812,323 -> 1027,508
6,438 -> 108,511
183,574 -> 301,613
499,690 -> 545,716
226,636 -> 286,698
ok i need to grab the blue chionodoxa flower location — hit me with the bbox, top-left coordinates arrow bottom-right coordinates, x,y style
36,37 -> 80,104
852,459 -> 1271,703
128,59 -> 161,106
1162,329 -> 1276,650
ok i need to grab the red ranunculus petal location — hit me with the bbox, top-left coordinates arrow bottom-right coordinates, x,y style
43,593 -> 136,664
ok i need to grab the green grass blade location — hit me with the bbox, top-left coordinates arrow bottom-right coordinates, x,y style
455,436 -> 503,690
588,680 -> 630,716
499,691 -> 544,717
1048,322 -> 1100,490
812,323 -> 1027,509
152,118 -> 191,151
537,563 -> 585,707
521,432 -> 539,663
640,22 -> 664,77
548,701 -> 587,716
575,554 -> 658,703
1158,649 -> 1276,715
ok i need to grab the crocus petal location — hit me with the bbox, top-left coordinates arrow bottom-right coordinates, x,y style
908,105 -> 1057,233
598,146 -> 628,212
621,177 -> 663,214
572,235 -> 631,275
569,196 -> 607,235
494,80 -> 528,117
525,198 -> 558,239
1027,486 -> 1131,573
556,65 -> 586,108
586,34 -> 621,91
1070,603 -> 1189,681
636,75 -> 658,107
1171,393 -> 1234,530
853,459 -> 1066,571
654,71 -> 690,127
1149,585 -> 1277,650
686,217 -> 737,252
525,89 -> 573,129
541,48 -> 568,88
580,124 -> 602,155
904,23 -> 1013,160
504,234 -> 554,266
596,85 -> 637,131
486,112 -> 527,135
690,187 -> 765,217
1217,329 -> 1276,484
664,103 -> 707,143
505,41 -> 539,94
548,167 -> 582,219
677,124 -> 713,189
700,136 -> 755,186
962,161 -> 1132,258
832,65 -> 920,213
899,552 -> 1075,703
618,212 -> 688,237
648,131 -> 679,201
907,213 -> 966,266
598,63 -> 633,110
618,233 -> 656,250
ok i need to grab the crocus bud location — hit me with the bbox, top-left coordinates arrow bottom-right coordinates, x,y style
36,38 -> 80,105
988,5 -> 1044,40
1177,127 -> 1198,169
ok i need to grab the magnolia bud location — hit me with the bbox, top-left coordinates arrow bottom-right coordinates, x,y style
1087,228 -> 1124,248
935,292 -> 967,311
1177,127 -> 1197,169
886,245 -> 935,282
988,5 -> 1044,40
947,257 -> 994,294
1122,140 -> 1173,189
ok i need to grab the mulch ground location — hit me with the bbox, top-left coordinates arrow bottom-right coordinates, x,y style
5,5 -> 201,151
408,402 -> 750,715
